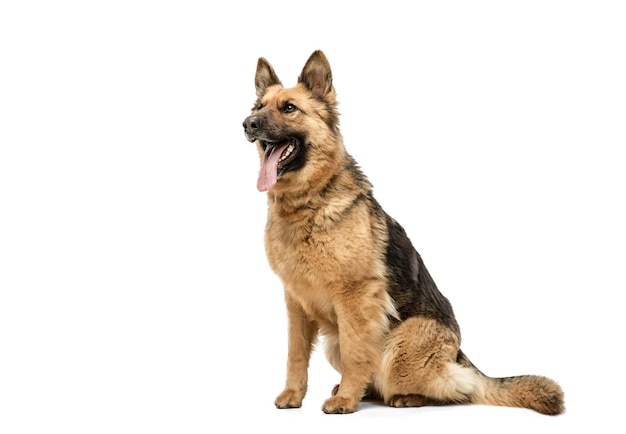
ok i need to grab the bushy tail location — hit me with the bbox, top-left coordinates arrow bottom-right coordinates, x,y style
457,351 -> 565,415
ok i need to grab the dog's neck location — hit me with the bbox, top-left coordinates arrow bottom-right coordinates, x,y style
267,152 -> 374,229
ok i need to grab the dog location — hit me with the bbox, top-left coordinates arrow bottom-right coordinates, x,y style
242,50 -> 564,415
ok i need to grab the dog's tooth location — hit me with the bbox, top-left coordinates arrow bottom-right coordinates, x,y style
279,144 -> 295,162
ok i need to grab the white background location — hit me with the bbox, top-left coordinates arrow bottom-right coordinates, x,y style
1,1 -> 624,433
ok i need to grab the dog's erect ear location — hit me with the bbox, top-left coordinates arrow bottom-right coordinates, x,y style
255,57 -> 282,98
298,50 -> 333,97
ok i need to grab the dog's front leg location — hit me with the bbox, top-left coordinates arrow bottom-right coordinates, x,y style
275,292 -> 318,409
322,287 -> 387,414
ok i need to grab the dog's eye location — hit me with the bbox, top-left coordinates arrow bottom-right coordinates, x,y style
283,103 -> 298,113
256,103 -> 264,110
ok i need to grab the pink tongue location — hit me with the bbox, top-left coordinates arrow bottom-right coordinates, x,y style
257,142 -> 289,192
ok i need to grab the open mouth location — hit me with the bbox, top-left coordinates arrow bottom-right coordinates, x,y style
257,137 -> 300,192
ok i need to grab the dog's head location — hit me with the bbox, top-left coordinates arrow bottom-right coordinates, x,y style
242,50 -> 342,193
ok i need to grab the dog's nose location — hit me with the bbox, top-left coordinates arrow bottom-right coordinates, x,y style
243,115 -> 262,132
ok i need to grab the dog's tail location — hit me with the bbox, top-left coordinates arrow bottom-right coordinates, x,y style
457,350 -> 565,415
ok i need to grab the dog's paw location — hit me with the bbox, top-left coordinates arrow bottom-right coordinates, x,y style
388,394 -> 426,408
322,395 -> 358,414
387,394 -> 442,408
275,389 -> 305,409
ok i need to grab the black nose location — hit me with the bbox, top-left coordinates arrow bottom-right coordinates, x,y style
243,115 -> 262,132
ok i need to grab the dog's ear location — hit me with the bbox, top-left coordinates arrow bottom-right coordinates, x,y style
298,50 -> 333,97
255,57 -> 282,98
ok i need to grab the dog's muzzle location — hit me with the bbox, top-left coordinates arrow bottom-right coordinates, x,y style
242,115 -> 263,142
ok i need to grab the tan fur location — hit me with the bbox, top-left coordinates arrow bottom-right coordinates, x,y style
243,50 -> 564,415
377,317 -> 481,405
266,175 -> 396,413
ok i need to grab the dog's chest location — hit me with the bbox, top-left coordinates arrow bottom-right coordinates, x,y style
266,218 -> 342,282
264,201 -> 383,288
263,197 -> 389,324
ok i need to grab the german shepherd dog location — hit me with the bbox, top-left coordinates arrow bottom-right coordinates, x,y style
242,50 -> 564,415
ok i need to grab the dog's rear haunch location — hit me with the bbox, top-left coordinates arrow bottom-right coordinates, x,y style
243,50 -> 564,415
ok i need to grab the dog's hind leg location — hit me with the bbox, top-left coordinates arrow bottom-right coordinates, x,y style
376,316 -> 482,407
